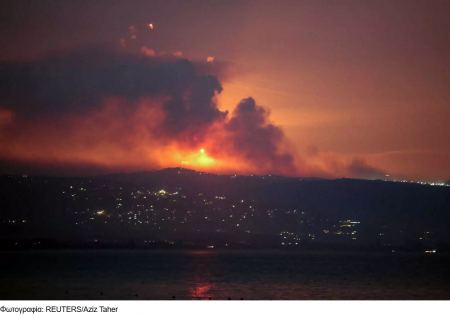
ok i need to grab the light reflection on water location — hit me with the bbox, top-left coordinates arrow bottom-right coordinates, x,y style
187,250 -> 215,300
190,283 -> 213,299
1,249 -> 450,300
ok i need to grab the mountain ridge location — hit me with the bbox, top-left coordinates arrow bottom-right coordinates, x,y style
1,167 -> 449,250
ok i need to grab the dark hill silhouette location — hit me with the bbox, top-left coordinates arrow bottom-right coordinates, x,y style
1,168 -> 449,250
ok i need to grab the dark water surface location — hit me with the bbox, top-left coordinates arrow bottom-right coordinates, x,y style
1,250 -> 449,299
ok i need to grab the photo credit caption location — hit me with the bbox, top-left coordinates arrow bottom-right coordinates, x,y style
0,305 -> 118,314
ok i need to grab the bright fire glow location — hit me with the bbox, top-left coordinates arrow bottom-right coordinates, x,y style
180,148 -> 216,169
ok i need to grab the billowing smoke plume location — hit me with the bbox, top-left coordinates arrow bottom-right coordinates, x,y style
0,47 -> 227,144
0,47 -> 299,175
0,46 -> 385,178
224,98 -> 296,174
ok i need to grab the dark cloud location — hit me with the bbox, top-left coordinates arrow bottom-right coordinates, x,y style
0,47 -> 298,175
0,47 -> 226,139
0,46 -> 384,178
225,97 -> 296,173
346,158 -> 385,179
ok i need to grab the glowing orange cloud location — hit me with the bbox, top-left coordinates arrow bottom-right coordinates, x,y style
0,95 -> 382,178
0,47 -> 385,179
0,97 -> 265,175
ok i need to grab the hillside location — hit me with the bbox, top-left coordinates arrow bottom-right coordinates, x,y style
1,168 -> 449,250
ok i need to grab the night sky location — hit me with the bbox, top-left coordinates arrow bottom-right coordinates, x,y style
0,0 -> 449,180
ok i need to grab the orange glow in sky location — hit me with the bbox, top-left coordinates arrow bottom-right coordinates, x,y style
180,148 -> 216,169
0,1 -> 449,180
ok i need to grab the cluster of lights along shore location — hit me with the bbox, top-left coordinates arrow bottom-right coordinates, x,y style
1,170 -> 443,254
